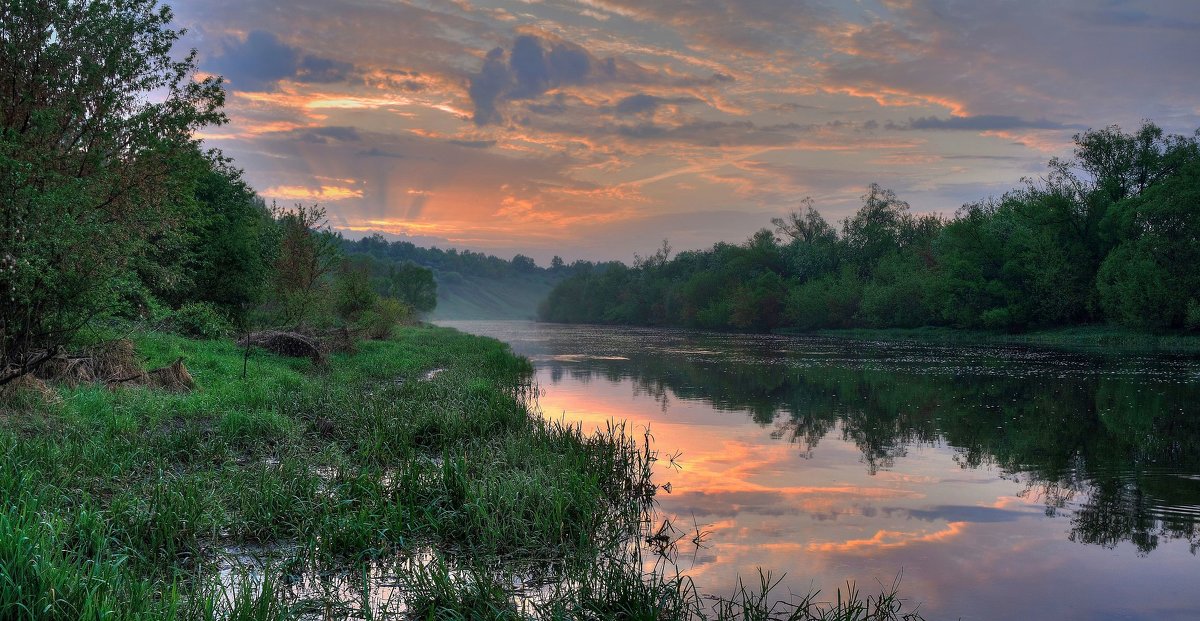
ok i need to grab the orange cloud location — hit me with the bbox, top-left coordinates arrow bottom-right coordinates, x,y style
263,185 -> 363,201
807,521 -> 968,554
819,83 -> 968,117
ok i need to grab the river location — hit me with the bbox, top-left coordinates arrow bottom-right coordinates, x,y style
439,320 -> 1200,620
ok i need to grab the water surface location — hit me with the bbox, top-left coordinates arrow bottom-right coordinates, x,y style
440,320 -> 1200,620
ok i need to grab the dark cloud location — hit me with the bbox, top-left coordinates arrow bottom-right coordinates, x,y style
822,2 -> 1200,132
297,55 -> 354,83
468,48 -> 511,125
615,93 -> 661,115
468,34 -> 720,126
889,115 -> 1084,131
469,35 -> 606,125
207,30 -> 352,91
510,35 -> 593,97
525,93 -> 569,116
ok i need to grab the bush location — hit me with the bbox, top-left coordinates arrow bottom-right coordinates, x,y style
109,273 -> 170,322
333,258 -> 377,323
169,302 -> 234,340
1097,239 -> 1179,329
1187,300 -> 1200,332
359,298 -> 412,340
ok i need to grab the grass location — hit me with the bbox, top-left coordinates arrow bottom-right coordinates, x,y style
801,325 -> 1200,353
0,324 -> 922,620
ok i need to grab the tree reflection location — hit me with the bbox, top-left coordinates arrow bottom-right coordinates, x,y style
541,342 -> 1200,555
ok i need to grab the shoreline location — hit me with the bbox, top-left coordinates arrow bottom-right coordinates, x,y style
798,325 -> 1200,353
1,324 -> 922,619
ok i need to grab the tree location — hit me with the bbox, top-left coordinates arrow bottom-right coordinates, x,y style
772,198 -> 835,245
511,254 -> 538,273
387,262 -> 437,313
333,256 -> 378,323
1,0 -> 225,382
269,205 -> 339,327
1097,158 -> 1200,328
841,184 -> 913,276
179,153 -> 276,321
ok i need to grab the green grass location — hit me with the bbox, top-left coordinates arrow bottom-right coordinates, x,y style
1,325 -> 922,620
798,325 -> 1200,353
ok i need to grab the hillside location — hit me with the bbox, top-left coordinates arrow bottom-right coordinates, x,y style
339,234 -> 603,321
431,272 -> 560,320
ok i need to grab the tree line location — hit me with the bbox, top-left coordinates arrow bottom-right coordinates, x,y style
0,0 -> 437,383
339,233 -> 608,290
540,122 -> 1200,333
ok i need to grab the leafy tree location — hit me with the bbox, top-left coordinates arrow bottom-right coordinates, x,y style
387,261 -> 437,313
841,184 -> 918,276
1097,158 -> 1200,328
511,254 -> 538,273
269,205 -> 339,327
333,256 -> 378,323
0,0 -> 224,380
179,154 -> 276,321
772,198 -> 836,245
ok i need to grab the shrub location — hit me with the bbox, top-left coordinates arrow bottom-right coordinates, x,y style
169,302 -> 234,340
1186,300 -> 1200,332
333,258 -> 378,323
359,298 -> 412,340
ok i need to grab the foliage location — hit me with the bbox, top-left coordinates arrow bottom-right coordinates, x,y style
266,204 -> 340,327
178,155 -> 277,322
542,122 -> 1200,334
0,0 -> 225,379
385,260 -> 438,313
168,301 -> 234,340
332,256 -> 378,323
358,297 -> 412,340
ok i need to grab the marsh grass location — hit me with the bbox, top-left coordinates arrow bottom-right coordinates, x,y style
1,325 -> 922,620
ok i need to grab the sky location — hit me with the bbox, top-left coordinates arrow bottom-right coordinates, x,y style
172,0 -> 1200,263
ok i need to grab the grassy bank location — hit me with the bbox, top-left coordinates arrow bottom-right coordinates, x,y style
795,325 -> 1200,353
1,325 -> 922,620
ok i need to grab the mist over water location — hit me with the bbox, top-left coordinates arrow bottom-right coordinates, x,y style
441,320 -> 1200,621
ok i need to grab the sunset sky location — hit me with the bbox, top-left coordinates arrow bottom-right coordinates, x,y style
173,0 -> 1200,263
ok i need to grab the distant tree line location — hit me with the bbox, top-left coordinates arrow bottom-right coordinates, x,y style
0,0 -> 436,382
339,234 -> 612,300
540,123 -> 1200,333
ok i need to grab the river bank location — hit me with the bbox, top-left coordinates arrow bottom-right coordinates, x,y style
1,325 -> 922,619
0,326 -> 658,618
788,325 -> 1200,353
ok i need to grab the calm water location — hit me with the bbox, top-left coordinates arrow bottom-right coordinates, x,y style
440,320 -> 1200,621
